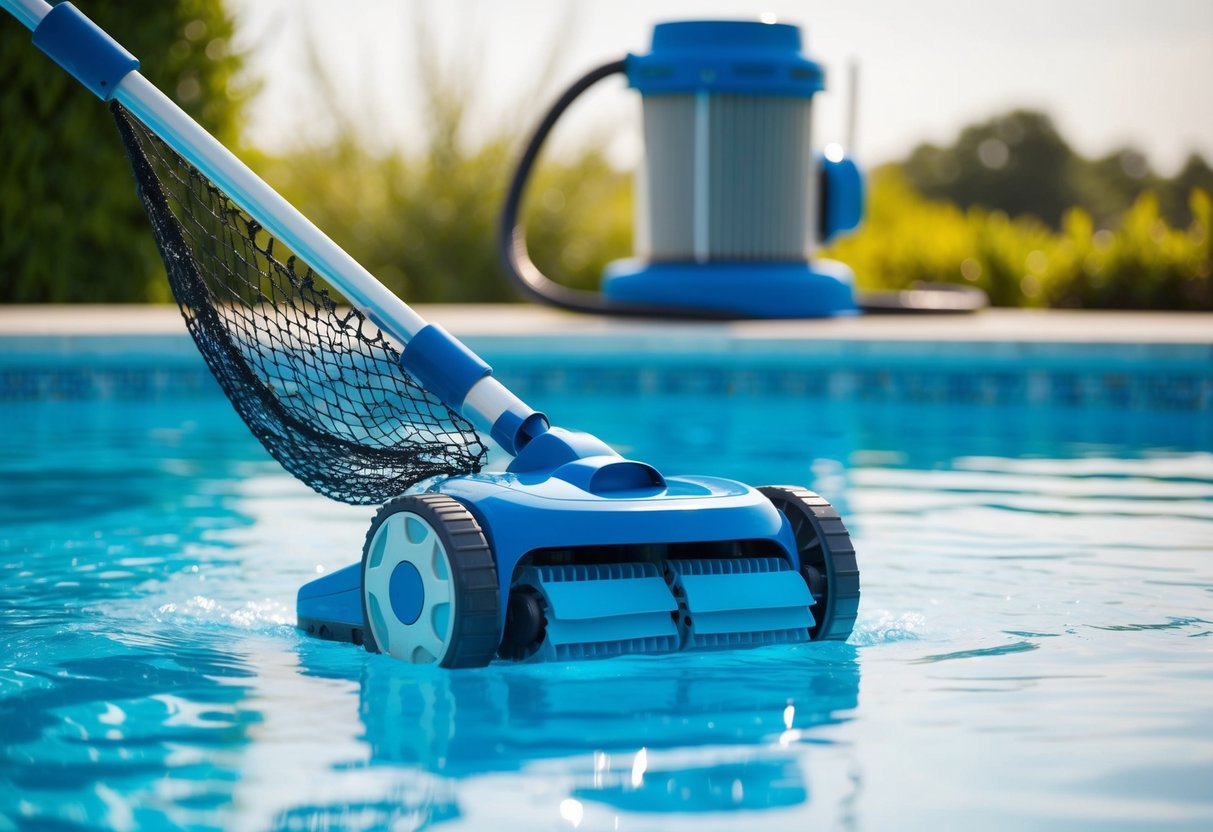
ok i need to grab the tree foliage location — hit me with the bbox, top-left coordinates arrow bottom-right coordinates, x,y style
901,109 -> 1213,230
0,1 -> 249,302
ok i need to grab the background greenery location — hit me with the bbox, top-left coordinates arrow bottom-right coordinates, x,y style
249,32 -> 632,306
1,4 -> 1209,310
826,168 -> 1211,310
0,1 -> 250,303
901,109 -> 1212,230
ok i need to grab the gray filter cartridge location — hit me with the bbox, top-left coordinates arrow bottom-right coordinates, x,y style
641,93 -> 815,263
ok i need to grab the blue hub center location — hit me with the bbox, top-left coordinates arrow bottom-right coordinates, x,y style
388,561 -> 424,625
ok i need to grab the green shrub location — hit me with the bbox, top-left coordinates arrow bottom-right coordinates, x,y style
255,135 -> 632,305
1048,190 -> 1212,309
0,1 -> 249,303
824,167 -> 1212,310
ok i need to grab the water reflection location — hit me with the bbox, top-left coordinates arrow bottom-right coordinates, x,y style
573,758 -> 806,813
292,641 -> 860,824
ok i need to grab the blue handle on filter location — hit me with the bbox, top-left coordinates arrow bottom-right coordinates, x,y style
820,154 -> 864,242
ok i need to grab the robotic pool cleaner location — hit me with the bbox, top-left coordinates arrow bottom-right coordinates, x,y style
4,2 -> 859,666
501,19 -> 987,317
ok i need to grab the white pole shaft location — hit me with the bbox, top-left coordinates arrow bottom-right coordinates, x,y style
463,376 -> 533,433
3,0 -> 48,29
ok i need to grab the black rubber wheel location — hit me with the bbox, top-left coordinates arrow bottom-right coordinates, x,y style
498,586 -> 548,661
360,494 -> 501,668
758,486 -> 860,641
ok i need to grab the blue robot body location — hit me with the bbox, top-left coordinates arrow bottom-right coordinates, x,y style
296,442 -> 839,664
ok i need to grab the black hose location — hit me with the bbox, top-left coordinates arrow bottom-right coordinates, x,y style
859,284 -> 987,314
498,61 -> 987,318
498,60 -> 735,319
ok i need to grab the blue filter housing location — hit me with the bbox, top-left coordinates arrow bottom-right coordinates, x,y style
606,20 -> 863,317
499,17 -> 984,318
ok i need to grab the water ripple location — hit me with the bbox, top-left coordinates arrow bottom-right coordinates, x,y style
1087,616 -> 1211,633
850,611 -> 927,646
912,641 -> 1040,664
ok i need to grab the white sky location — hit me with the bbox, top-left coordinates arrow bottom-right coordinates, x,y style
228,0 -> 1213,174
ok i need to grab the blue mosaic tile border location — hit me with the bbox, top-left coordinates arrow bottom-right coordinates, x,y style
493,363 -> 1211,411
1,334 -> 1209,410
1,362 -> 1205,411
0,365 -> 219,401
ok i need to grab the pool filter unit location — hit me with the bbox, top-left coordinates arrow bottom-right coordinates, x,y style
502,19 -> 985,317
617,20 -> 862,316
5,1 -> 860,666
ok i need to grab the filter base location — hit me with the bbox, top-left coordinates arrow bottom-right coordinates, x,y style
602,258 -> 857,318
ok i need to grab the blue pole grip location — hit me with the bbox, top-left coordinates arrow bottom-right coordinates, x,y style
32,2 -> 138,101
399,324 -> 492,410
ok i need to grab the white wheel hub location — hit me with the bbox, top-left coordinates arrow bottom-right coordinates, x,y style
363,511 -> 455,664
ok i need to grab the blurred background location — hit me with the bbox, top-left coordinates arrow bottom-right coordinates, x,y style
1,0 -> 1211,309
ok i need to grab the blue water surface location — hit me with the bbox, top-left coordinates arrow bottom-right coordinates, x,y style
1,382 -> 1212,830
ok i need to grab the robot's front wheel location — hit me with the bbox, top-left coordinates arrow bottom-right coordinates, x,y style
361,494 -> 501,668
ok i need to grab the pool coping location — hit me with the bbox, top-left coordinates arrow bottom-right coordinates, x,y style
0,305 -> 1210,372
0,304 -> 1210,340
2,306 -> 1208,409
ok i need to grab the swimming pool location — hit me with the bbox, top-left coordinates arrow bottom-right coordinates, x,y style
2,320 -> 1211,830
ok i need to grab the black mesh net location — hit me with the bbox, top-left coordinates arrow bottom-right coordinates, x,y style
111,102 -> 487,505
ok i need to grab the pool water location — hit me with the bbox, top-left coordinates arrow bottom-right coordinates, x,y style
2,376 -> 1212,830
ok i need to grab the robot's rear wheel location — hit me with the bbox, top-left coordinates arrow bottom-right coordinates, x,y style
759,486 -> 860,641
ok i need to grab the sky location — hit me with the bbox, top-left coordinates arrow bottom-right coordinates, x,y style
227,0 -> 1213,174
